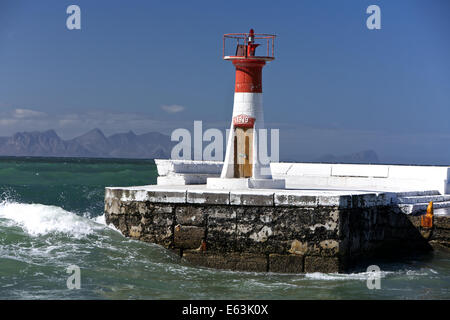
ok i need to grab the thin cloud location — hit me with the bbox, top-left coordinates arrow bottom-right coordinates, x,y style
13,108 -> 46,119
161,104 -> 185,114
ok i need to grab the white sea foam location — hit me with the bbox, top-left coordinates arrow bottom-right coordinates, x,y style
91,213 -> 121,233
93,214 -> 107,225
304,270 -> 392,281
0,200 -> 103,238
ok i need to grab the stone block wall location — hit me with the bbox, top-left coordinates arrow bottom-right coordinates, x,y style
104,188 -> 435,273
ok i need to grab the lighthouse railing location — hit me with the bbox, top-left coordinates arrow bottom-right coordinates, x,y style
223,33 -> 276,60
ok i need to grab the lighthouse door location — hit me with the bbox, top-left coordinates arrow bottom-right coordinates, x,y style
233,127 -> 253,178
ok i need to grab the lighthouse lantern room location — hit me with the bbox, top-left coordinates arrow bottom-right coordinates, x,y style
207,29 -> 285,190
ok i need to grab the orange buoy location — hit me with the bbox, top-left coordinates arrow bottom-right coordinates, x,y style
421,201 -> 433,228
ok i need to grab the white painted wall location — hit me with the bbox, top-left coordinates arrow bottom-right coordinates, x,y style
155,159 -> 222,176
154,159 -> 450,194
270,163 -> 450,194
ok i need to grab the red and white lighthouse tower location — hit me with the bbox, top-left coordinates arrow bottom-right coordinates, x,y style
207,29 -> 285,189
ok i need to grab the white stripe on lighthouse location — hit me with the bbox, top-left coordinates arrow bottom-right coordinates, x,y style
231,92 -> 263,120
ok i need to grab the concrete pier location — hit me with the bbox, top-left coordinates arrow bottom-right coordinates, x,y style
104,184 -> 449,273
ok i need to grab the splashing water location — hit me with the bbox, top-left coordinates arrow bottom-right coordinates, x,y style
0,201 -> 104,238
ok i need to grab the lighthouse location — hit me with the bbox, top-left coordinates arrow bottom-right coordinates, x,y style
207,29 -> 285,189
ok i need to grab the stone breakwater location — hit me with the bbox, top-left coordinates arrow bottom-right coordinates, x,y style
104,187 -> 449,273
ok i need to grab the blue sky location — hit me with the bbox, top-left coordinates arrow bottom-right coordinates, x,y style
0,0 -> 449,164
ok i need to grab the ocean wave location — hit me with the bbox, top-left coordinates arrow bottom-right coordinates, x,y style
0,200 -> 104,238
304,270 -> 393,281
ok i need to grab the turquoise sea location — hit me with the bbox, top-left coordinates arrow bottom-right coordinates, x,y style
0,157 -> 449,299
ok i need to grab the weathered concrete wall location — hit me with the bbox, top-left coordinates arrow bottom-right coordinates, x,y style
104,187 -> 442,273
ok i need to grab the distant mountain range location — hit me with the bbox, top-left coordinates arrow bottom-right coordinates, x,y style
0,129 -> 380,163
0,129 -> 175,159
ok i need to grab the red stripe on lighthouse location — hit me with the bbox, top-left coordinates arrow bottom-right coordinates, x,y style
233,114 -> 255,128
233,59 -> 266,93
